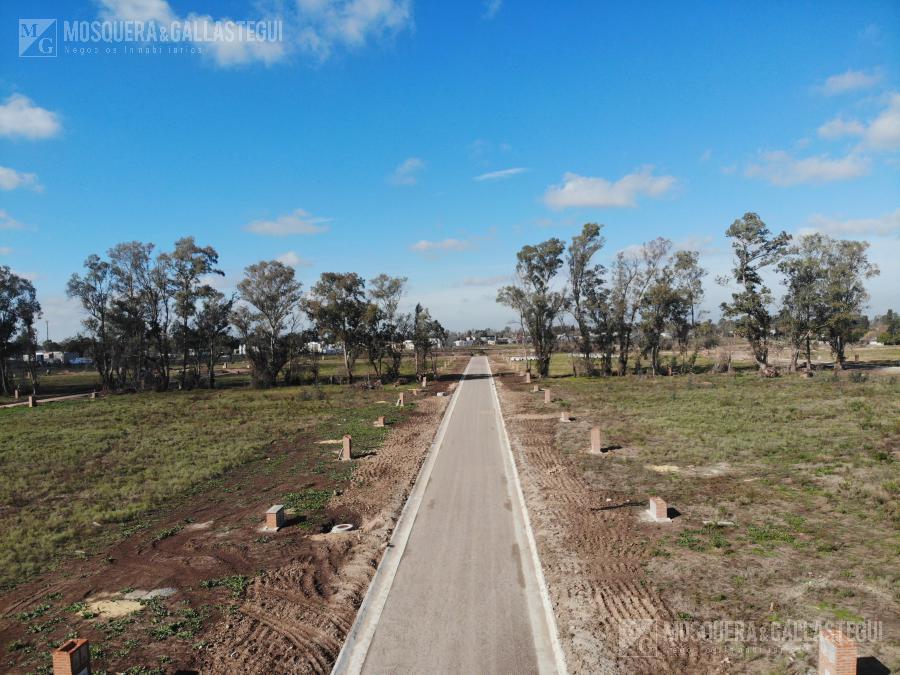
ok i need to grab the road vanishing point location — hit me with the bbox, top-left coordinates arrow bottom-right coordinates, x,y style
332,356 -> 566,675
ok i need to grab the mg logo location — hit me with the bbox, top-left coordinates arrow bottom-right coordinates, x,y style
19,19 -> 57,57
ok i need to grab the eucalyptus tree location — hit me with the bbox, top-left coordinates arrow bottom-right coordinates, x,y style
671,250 -> 707,371
304,272 -> 367,383
0,267 -> 41,395
720,213 -> 791,371
195,290 -> 234,388
566,223 -> 605,374
170,237 -> 222,388
67,254 -> 114,389
779,233 -> 878,370
497,238 -> 568,377
366,274 -> 408,379
609,238 -> 669,375
232,260 -> 303,388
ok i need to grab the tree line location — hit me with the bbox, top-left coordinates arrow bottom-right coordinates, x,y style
0,236 -> 447,394
498,212 -> 880,377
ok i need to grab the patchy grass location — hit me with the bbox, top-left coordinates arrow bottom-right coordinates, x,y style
0,383 -> 410,590
550,369 -> 899,667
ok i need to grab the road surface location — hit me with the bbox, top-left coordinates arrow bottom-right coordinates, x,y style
334,356 -> 562,674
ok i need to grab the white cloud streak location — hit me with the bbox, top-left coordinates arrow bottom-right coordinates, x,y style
474,167 -> 528,181
276,251 -> 313,267
410,238 -> 472,253
245,208 -> 331,236
482,0 -> 503,20
0,210 -> 26,230
544,166 -> 676,209
805,209 -> 900,237
818,69 -> 882,96
816,93 -> 900,151
0,166 -> 42,191
0,94 -> 61,140
744,150 -> 869,186
389,157 -> 425,186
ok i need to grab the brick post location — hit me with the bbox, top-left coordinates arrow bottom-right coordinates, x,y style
341,434 -> 352,461
544,388 -> 551,404
374,416 -> 385,427
818,628 -> 857,675
648,497 -> 670,522
28,395 -> 36,408
396,392 -> 404,407
52,638 -> 90,675
422,376 -> 427,388
532,384 -> 539,393
525,372 -> 531,384
265,505 -> 285,531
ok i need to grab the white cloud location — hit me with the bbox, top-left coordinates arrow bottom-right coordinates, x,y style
296,0 -> 413,60
805,209 -> 900,237
99,0 -> 412,66
544,166 -> 676,209
483,0 -> 503,19
0,210 -> 26,230
862,92 -> 900,151
817,116 -> 865,139
0,166 -> 42,191
410,238 -> 472,253
700,149 -> 712,162
245,208 -> 331,236
744,150 -> 869,186
0,94 -> 61,140
389,157 -> 425,186
275,251 -> 313,267
818,69 -> 882,96
816,93 -> 900,151
0,246 -> 11,255
474,167 -> 527,181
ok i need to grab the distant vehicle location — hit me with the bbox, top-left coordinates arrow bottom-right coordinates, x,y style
70,356 -> 94,366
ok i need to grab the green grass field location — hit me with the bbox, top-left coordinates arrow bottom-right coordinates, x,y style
546,361 -> 899,668
0,382 -> 409,590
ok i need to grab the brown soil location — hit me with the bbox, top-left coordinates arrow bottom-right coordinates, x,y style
492,358 -> 728,674
0,369 -> 461,674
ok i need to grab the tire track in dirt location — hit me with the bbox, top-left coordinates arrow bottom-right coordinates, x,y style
199,379 -> 460,675
493,364 -> 727,674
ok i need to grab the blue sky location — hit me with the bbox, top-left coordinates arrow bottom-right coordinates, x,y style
1,0 -> 898,338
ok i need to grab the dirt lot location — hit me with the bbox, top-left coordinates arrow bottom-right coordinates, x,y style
0,365 -> 462,674
494,355 -> 899,674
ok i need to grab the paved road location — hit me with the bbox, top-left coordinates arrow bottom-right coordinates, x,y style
342,356 -> 560,674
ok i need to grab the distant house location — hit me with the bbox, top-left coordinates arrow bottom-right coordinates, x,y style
33,351 -> 76,365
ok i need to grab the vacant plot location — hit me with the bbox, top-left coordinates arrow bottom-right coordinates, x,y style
0,384 -> 403,590
500,357 -> 898,672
